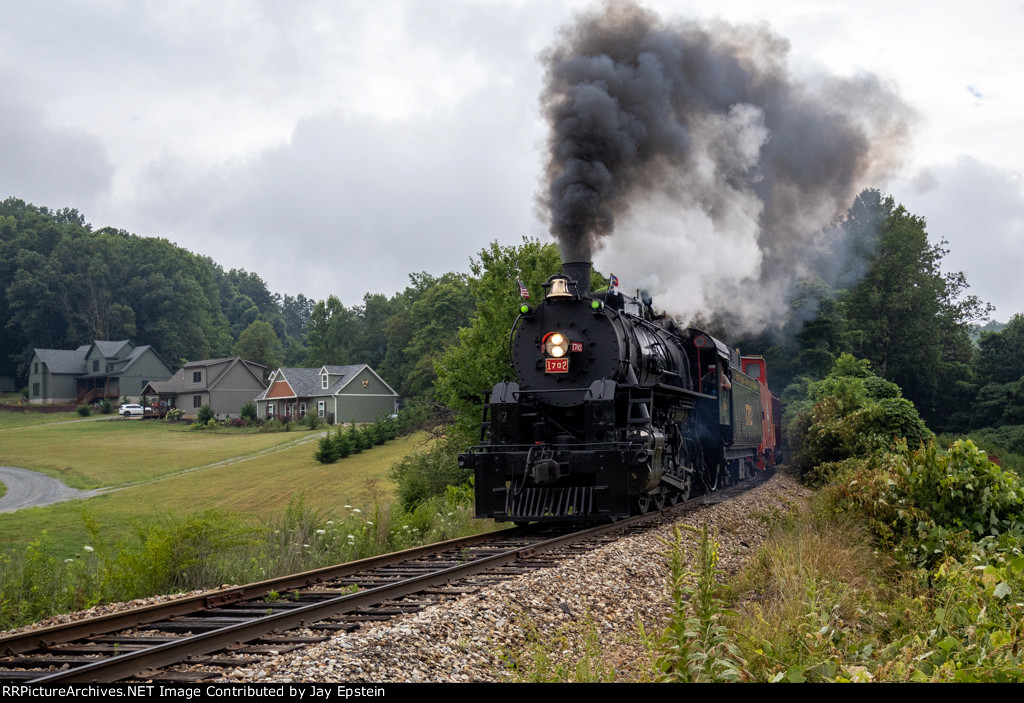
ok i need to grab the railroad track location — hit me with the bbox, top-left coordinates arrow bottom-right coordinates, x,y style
0,473 -> 766,683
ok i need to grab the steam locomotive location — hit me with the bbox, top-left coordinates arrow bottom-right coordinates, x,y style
459,261 -> 781,523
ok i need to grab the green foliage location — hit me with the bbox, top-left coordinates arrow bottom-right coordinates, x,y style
346,424 -> 365,453
787,354 -> 931,484
196,403 -> 215,425
312,415 -> 404,464
232,320 -> 283,372
836,191 -> 988,428
98,398 -> 113,414
377,272 -> 475,398
827,440 -> 1024,569
649,525 -> 744,682
510,616 -> 618,683
435,238 -> 563,436
165,407 -> 185,422
739,190 -> 990,431
952,427 -> 1024,475
0,487 -> 482,630
239,401 -> 257,422
313,426 -> 353,464
389,432 -> 473,510
76,404 -> 91,417
975,313 -> 1024,386
739,441 -> 1024,681
301,412 -> 322,430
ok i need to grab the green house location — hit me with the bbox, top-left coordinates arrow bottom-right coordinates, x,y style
255,365 -> 399,424
27,340 -> 173,404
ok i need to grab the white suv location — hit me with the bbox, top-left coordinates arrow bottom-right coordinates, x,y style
120,404 -> 144,417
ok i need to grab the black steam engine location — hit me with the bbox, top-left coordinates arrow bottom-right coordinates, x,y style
459,261 -> 781,523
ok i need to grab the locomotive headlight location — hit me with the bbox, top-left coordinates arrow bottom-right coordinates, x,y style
544,332 -> 570,358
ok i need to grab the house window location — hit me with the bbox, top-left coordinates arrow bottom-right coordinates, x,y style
33,362 -> 38,374
32,382 -> 39,397
193,371 -> 202,383
106,364 -> 113,372
321,375 -> 328,390
318,401 -> 326,418
267,403 -> 274,419
362,380 -> 369,388
193,395 -> 202,408
299,402 -> 306,418
93,360 -> 99,372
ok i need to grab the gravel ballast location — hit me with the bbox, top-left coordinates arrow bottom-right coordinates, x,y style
213,470 -> 811,683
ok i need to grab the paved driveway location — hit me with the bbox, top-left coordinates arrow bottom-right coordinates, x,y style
0,466 -> 101,513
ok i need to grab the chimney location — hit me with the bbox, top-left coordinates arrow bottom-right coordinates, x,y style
561,260 -> 591,297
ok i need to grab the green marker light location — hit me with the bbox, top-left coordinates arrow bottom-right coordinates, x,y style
591,300 -> 602,310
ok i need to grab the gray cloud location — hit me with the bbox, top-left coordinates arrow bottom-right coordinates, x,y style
894,157 -> 1024,319
0,89 -> 114,210
127,82 -> 543,304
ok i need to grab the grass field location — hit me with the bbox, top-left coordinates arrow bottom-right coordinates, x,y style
0,408 -> 434,556
0,417 -> 324,488
0,408 -> 90,429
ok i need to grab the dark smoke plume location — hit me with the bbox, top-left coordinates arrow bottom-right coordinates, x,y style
540,1 -> 912,330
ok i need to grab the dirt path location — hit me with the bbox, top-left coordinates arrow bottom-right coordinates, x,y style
0,466 -> 102,513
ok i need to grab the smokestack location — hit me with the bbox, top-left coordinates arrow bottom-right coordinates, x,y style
561,260 -> 591,297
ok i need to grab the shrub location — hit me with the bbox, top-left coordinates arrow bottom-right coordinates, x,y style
239,401 -> 257,422
76,404 -> 91,417
166,408 -> 185,421
98,398 -> 113,414
196,403 -> 215,424
390,432 -> 472,510
787,354 -> 932,484
825,439 -> 1024,569
302,413 -> 322,430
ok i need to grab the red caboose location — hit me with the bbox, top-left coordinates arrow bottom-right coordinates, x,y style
740,355 -> 783,468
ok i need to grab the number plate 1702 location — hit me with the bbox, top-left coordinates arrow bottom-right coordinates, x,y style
545,358 -> 569,374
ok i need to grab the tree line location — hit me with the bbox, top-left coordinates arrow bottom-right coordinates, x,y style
0,197 -> 474,397
4,191 -> 1023,458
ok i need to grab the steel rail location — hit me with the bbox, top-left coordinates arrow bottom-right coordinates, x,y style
0,526 -> 521,657
28,520 -> 627,683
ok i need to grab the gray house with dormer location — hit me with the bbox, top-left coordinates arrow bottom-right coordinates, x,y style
27,340 -> 173,404
142,356 -> 266,418
254,365 -> 398,424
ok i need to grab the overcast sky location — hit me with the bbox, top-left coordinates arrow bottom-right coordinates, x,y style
2,0 -> 1022,320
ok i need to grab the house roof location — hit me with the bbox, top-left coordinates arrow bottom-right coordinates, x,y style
78,345 -> 164,379
34,349 -> 88,375
34,341 -> 172,381
145,356 -> 265,395
255,364 -> 396,401
89,340 -> 133,358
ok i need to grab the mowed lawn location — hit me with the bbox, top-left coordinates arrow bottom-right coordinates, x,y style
0,409 -> 94,429
0,418 -> 429,556
0,416 -> 324,489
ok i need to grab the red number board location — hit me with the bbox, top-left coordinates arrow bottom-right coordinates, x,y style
545,358 -> 569,374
